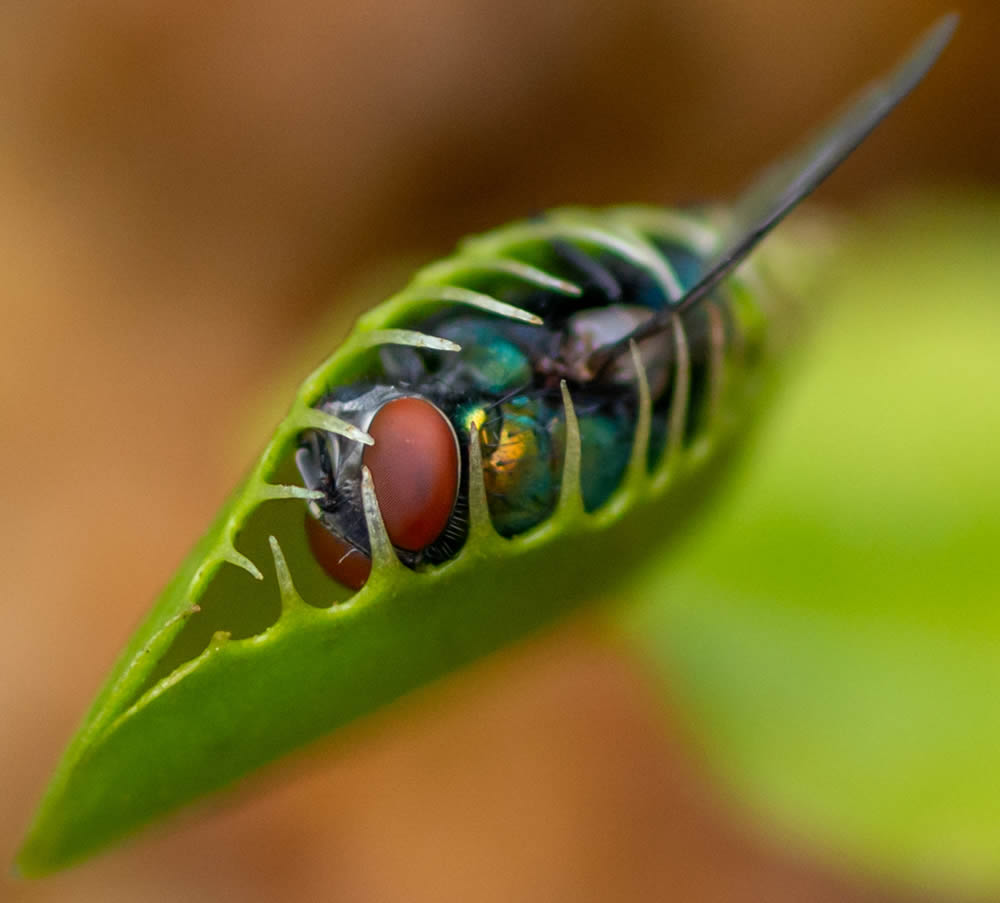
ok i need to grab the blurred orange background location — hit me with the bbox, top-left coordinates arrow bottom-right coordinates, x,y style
2,2 -> 996,901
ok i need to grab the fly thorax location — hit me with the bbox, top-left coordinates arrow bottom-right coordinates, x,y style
562,305 -> 672,396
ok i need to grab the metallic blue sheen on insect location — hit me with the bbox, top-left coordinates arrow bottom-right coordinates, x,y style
295,225 -> 758,570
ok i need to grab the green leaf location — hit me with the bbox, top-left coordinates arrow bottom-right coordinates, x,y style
16,207 -> 792,876
621,197 -> 1000,897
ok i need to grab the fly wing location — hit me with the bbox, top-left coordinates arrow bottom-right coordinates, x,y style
707,12 -> 958,301
587,13 -> 958,374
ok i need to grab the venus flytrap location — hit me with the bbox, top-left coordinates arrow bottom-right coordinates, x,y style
16,16 -> 955,876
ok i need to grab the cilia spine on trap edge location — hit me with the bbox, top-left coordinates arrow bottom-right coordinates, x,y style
292,15 -> 957,590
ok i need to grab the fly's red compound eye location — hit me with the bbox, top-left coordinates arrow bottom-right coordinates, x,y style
304,515 -> 372,590
362,397 -> 460,551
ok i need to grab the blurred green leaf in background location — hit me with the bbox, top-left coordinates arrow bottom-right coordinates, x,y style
622,196 -> 1000,898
